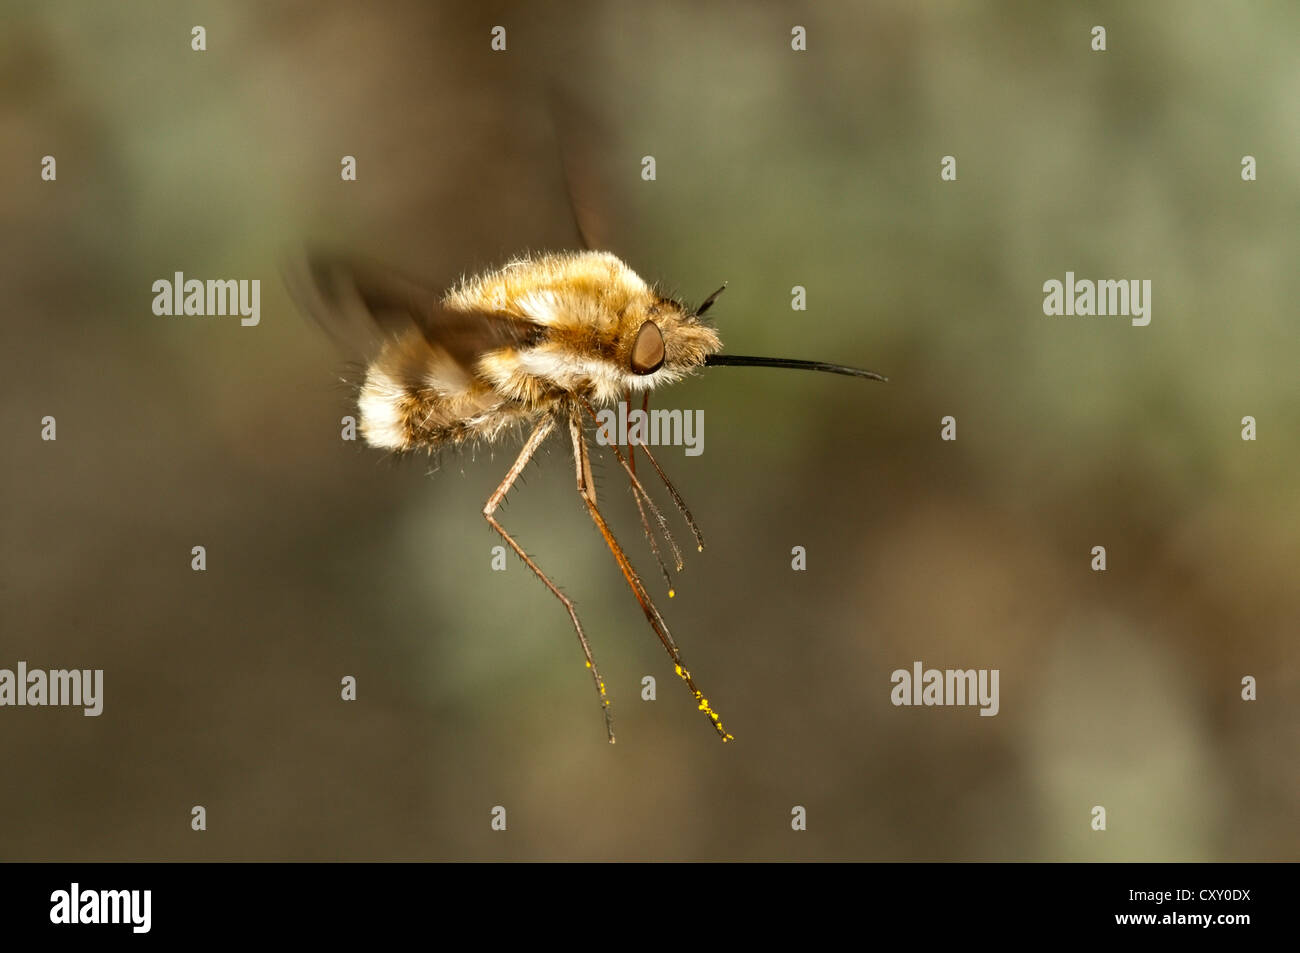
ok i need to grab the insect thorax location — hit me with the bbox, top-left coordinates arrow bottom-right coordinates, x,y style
358,251 -> 720,451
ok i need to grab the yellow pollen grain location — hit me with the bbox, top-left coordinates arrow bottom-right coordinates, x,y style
668,589 -> 675,598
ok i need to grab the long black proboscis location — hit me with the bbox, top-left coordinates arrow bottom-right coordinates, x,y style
704,354 -> 888,382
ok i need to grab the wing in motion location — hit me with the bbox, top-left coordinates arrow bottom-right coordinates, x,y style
284,251 -> 544,450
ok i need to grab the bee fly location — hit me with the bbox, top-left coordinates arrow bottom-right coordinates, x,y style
288,249 -> 885,744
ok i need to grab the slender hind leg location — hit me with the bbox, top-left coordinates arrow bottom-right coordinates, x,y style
483,416 -> 615,743
567,413 -> 732,742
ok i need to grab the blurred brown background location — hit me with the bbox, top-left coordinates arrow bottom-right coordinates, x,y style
1,0 -> 1296,861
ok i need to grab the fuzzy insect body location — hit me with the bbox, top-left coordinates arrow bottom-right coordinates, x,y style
289,247 -> 884,744
352,251 -> 720,451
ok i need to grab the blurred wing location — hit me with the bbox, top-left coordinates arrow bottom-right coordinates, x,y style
548,82 -> 622,254
283,251 -> 537,371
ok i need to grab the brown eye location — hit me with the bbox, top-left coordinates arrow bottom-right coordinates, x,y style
630,320 -> 665,375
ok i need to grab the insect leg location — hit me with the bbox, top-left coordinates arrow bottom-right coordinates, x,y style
590,395 -> 707,553
483,415 -> 615,744
631,476 -> 675,591
622,390 -> 674,591
586,397 -> 683,578
623,423 -> 705,553
567,413 -> 732,743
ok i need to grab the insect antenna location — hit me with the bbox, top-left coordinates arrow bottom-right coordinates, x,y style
695,282 -> 728,316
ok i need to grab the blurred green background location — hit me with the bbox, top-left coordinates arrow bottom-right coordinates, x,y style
2,0 -> 1296,861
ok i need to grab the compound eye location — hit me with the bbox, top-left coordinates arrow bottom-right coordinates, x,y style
630,320 -> 665,375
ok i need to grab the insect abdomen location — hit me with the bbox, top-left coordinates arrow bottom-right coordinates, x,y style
358,347 -> 545,452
